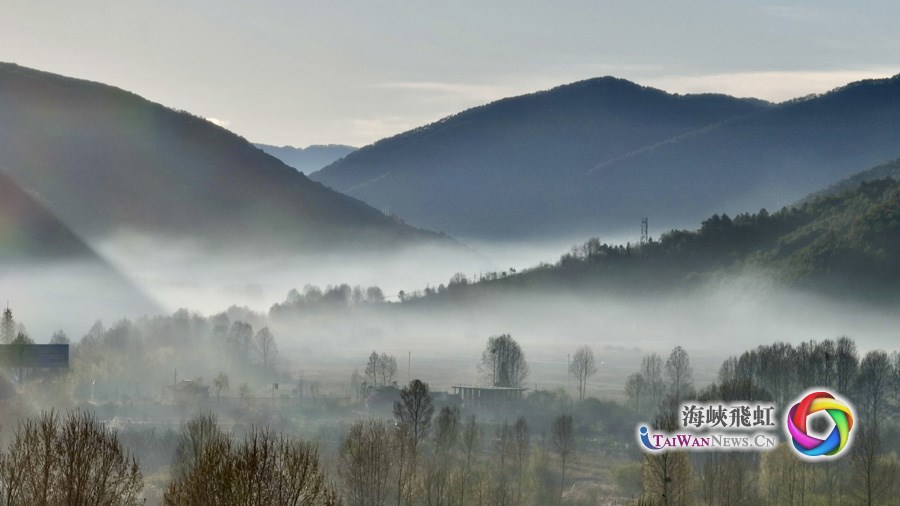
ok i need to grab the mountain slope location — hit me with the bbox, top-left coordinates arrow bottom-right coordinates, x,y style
311,77 -> 770,238
254,144 -> 356,174
801,157 -> 900,202
410,178 -> 900,302
583,75 -> 900,236
312,75 -> 900,242
0,170 -> 159,332
0,62 -> 442,253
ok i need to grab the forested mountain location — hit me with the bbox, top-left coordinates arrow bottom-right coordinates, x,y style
585,75 -> 900,236
410,178 -> 900,301
802,157 -> 900,201
254,143 -> 356,174
312,75 -> 900,241
311,77 -> 770,238
0,63 -> 443,253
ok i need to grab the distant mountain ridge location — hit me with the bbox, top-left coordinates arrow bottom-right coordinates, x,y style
254,143 -> 356,174
0,62 -> 443,254
312,74 -> 900,241
311,77 -> 771,238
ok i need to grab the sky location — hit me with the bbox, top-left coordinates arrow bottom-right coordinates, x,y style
3,1 -> 899,147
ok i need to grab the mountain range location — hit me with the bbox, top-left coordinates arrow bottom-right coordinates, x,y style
254,144 -> 356,174
0,62 -> 442,254
312,75 -> 900,241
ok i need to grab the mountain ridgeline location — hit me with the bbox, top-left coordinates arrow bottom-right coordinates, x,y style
312,74 -> 900,241
0,62 -> 442,254
802,156 -> 900,201
407,177 -> 900,301
254,143 -> 356,174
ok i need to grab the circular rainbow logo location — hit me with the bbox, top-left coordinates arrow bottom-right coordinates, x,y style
786,391 -> 854,457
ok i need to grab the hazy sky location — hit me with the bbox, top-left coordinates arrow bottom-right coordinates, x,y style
3,1 -> 899,147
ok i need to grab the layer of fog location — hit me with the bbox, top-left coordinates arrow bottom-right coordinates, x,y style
91,231 -> 616,313
0,261 -> 159,341
8,232 -> 899,398
263,275 -> 900,395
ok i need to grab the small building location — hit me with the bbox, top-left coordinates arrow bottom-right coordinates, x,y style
451,385 -> 527,410
0,343 -> 69,369
168,379 -> 210,404
0,344 -> 69,383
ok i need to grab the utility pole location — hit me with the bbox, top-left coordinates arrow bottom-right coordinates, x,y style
567,354 -> 570,393
408,351 -> 411,383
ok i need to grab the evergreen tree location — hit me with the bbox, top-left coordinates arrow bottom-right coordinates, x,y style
1,305 -> 15,344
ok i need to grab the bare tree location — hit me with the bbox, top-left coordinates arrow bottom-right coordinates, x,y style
424,406 -> 459,506
378,354 -> 398,387
855,350 -> 892,433
49,330 -> 70,345
458,415 -> 481,506
642,413 -> 692,506
665,346 -> 693,406
0,409 -> 143,505
758,443 -> 810,505
551,414 -> 574,505
393,379 -> 434,505
228,321 -> 254,358
850,426 -> 897,506
213,373 -> 229,404
569,346 -> 597,402
511,417 -> 530,505
238,383 -> 251,408
480,335 -> 529,388
340,419 -> 394,506
835,336 -> 859,395
394,380 -> 434,452
641,354 -> 666,412
625,372 -> 647,414
365,352 -> 379,389
172,414 -> 226,479
255,327 -> 277,372
493,422 -> 514,506
697,453 -> 759,505
165,420 -> 339,505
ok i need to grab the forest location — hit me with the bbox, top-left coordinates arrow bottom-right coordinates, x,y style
1,296 -> 898,505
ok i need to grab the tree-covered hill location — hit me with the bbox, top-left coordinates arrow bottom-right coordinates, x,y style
801,157 -> 900,201
410,178 -> 900,301
0,62 -> 444,254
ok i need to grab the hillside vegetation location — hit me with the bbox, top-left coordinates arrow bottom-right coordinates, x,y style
409,178 -> 900,301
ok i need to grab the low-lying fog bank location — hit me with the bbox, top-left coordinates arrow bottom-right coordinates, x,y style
7,232 -> 898,398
